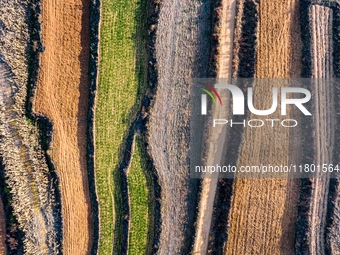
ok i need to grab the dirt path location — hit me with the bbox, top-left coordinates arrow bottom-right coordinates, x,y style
34,0 -> 93,254
192,0 -> 236,254
308,5 -> 333,255
225,0 -> 302,254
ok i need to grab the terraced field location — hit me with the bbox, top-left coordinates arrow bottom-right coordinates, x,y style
127,135 -> 152,255
94,0 -> 149,253
34,0 -> 93,254
1,0 -> 340,254
225,1 -> 302,254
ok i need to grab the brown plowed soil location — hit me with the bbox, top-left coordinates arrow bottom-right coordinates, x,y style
225,0 -> 302,254
34,1 -> 93,254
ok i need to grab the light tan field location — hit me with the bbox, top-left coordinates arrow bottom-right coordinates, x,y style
34,0 -> 93,254
225,0 -> 302,254
308,5 -> 333,255
148,0 -> 212,253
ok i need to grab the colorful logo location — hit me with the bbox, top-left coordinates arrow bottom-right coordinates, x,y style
200,83 -> 222,106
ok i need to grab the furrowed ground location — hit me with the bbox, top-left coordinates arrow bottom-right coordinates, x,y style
95,0 -> 148,253
225,0 -> 302,254
34,0 -> 93,254
148,0 -> 212,254
303,5 -> 334,254
127,135 -> 151,255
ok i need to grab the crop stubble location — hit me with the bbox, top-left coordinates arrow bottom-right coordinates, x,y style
225,0 -> 302,254
148,0 -> 212,253
34,0 -> 93,254
306,5 -> 333,255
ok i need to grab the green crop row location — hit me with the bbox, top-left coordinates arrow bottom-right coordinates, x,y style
128,136 -> 152,255
95,0 -> 148,254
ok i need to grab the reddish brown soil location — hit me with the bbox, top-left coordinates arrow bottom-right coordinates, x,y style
34,0 -> 93,254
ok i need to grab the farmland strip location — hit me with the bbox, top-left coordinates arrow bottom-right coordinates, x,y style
309,6 -> 333,255
193,0 -> 237,254
225,0 -> 302,254
94,0 -> 149,253
0,1 -> 62,254
148,0 -> 212,253
127,135 -> 152,255
35,0 -> 94,253
296,5 -> 334,255
325,3 -> 340,255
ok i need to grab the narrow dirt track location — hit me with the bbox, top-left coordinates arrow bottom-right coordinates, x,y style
193,0 -> 236,254
34,1 -> 93,254
225,0 -> 302,254
308,5 -> 333,255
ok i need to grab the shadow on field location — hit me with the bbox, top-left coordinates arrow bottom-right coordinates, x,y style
86,0 -> 101,254
207,1 -> 258,253
76,0 -> 97,254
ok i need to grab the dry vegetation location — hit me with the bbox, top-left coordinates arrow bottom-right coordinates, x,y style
34,0 -> 93,254
326,3 -> 340,250
300,5 -> 334,255
225,0 -> 302,254
148,0 -> 212,254
0,2 -> 61,254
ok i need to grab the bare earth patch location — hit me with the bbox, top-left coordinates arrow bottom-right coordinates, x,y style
225,0 -> 302,254
34,0 -> 93,254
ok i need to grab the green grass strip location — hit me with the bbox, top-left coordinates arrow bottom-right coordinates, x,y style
95,0 -> 148,253
127,136 -> 151,255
